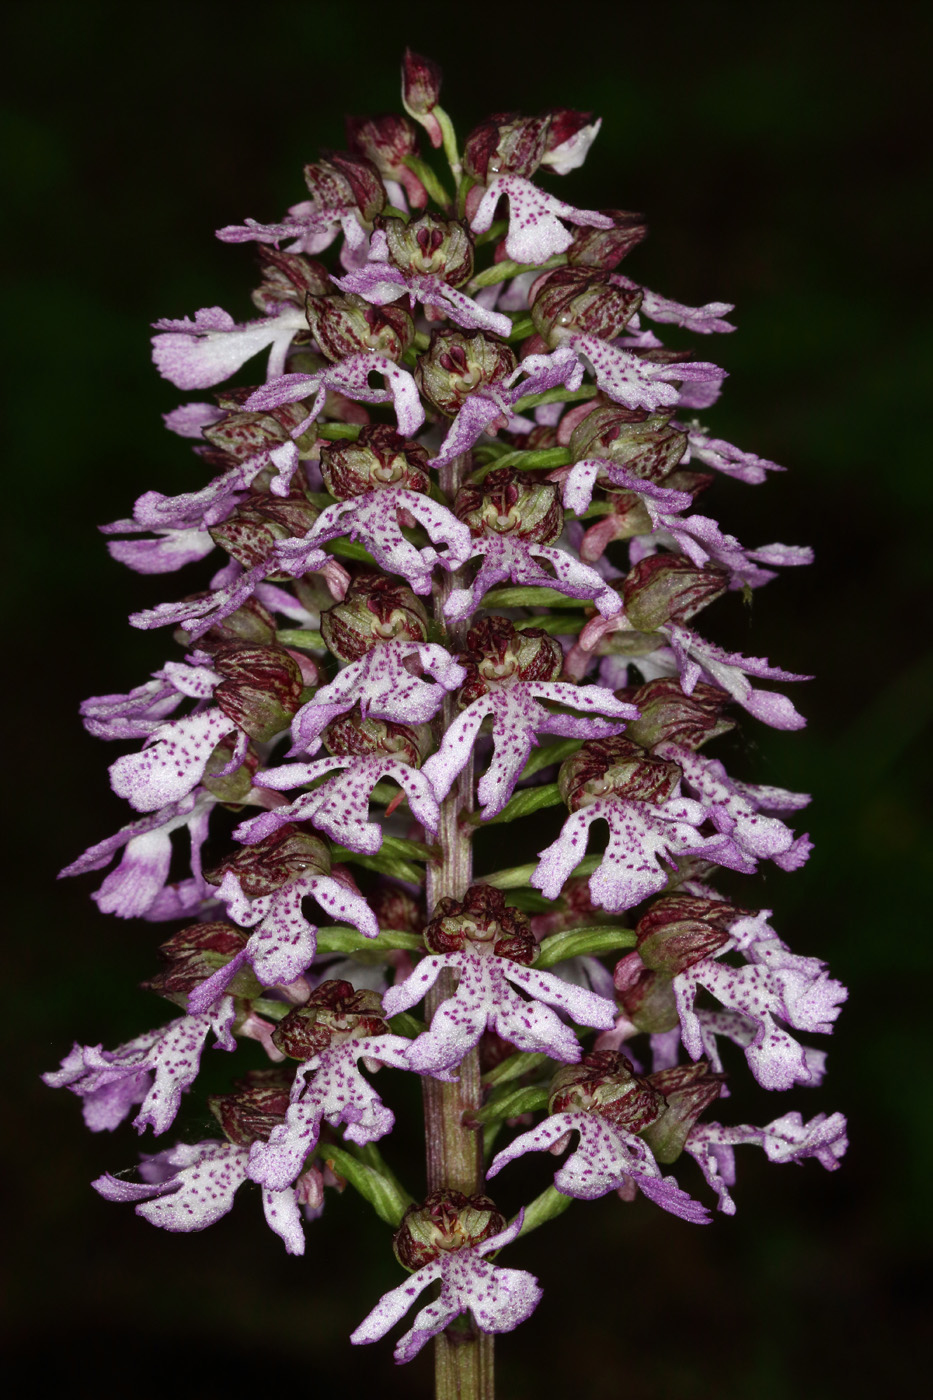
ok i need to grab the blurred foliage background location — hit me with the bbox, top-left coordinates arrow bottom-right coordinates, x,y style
3,2 -> 930,1394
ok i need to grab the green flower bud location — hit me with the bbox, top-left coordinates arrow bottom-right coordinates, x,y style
548,1051 -> 665,1133
619,677 -> 735,751
208,1068 -> 295,1148
394,1191 -> 506,1270
568,403 -> 687,484
558,736 -> 682,811
566,210 -> 647,270
378,212 -> 474,286
415,329 -> 516,416
204,825 -> 331,898
321,710 -> 431,766
319,424 -> 430,499
454,468 -> 563,543
635,894 -> 743,974
320,572 -> 429,662
143,922 -> 256,1006
642,1061 -> 725,1163
463,115 -> 550,181
530,266 -> 642,345
212,644 -> 305,742
423,884 -> 536,964
305,291 -> 414,363
208,494 -> 319,574
272,980 -> 389,1060
251,246 -> 332,314
623,555 -> 728,632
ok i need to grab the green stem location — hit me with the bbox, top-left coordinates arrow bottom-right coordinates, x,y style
423,452 -> 493,1400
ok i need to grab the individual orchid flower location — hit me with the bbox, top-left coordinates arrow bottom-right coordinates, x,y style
655,743 -> 813,872
628,513 -> 814,592
78,659 -> 215,740
672,912 -> 847,1090
430,344 -> 584,469
187,832 -> 380,1007
93,1139 -> 307,1255
381,886 -> 616,1074
43,1000 -> 235,1136
351,1198 -> 542,1363
558,458 -> 694,520
444,533 -> 622,621
243,353 -> 425,439
685,1111 -> 849,1214
682,421 -> 785,484
58,789 -> 215,920
422,618 -> 637,818
553,330 -> 725,413
610,273 -> 736,335
471,174 -> 613,263
666,624 -> 810,730
289,639 -> 466,755
152,305 -> 308,390
108,706 -> 247,814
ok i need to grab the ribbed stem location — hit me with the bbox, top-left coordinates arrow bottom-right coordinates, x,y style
423,453 -> 493,1400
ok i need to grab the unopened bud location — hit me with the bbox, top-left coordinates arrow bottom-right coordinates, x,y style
623,555 -> 728,632
635,894 -> 743,974
424,885 -> 536,965
559,736 -> 682,811
346,114 -> 426,209
304,152 -> 386,224
463,114 -> 550,182
642,1061 -> 725,1163
620,678 -> 734,751
401,49 -> 443,146
530,266 -> 642,345
540,108 -> 600,174
320,572 -> 429,661
208,1068 -> 295,1147
568,403 -> 687,483
319,424 -> 430,500
378,212 -> 474,286
203,399 -> 316,463
567,210 -> 647,270
251,246 -> 331,314
212,644 -> 305,742
368,881 -> 426,935
305,291 -> 414,363
205,824 -> 330,897
394,1190 -> 506,1270
272,980 -> 389,1059
209,494 -> 319,573
548,1051 -> 665,1133
321,710 -> 431,766
455,468 -> 563,543
459,616 -> 562,704
415,329 -> 516,416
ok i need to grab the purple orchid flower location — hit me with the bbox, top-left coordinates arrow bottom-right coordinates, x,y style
247,1034 -> 422,1191
242,352 -> 424,439
685,1110 -> 848,1214
233,753 -> 440,856
381,947 -> 616,1075
290,640 -> 466,755
487,1112 -> 709,1223
423,681 -> 638,819
628,514 -> 813,592
682,422 -> 785,484
152,306 -> 308,390
554,331 -> 725,413
43,1000 -> 235,1137
611,273 -> 736,335
351,1212 -> 542,1363
93,1139 -> 307,1255
444,534 -> 622,622
470,174 -> 613,263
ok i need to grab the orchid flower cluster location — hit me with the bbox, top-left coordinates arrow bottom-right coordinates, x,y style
47,50 -> 847,1386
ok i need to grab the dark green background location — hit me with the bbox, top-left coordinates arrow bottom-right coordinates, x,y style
4,3 -> 930,1395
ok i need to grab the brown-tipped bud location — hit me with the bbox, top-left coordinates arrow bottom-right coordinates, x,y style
454,468 -> 563,544
321,710 -> 431,767
424,885 -> 536,965
642,1061 -> 725,1163
558,736 -> 682,811
208,1068 -> 295,1148
378,212 -> 474,286
271,980 -> 389,1060
304,152 -> 386,224
548,1051 -> 665,1133
634,894 -> 743,974
201,733 -> 261,806
612,954 -> 680,1033
202,400 -> 316,463
179,594 -> 278,651
346,115 -> 426,208
212,644 -> 304,742
414,329 -> 516,416
567,210 -> 648,269
394,1191 -> 506,1270
567,403 -> 687,483
368,881 -> 426,935
305,291 -> 414,364
251,246 -> 332,314
209,494 -> 319,573
319,424 -> 430,500
623,555 -> 728,632
401,49 -> 443,118
530,266 -> 642,345
204,824 -> 330,897
458,616 -> 562,705
320,573 -> 429,662
143,922 -> 255,1005
463,114 -> 550,182
620,678 -> 735,752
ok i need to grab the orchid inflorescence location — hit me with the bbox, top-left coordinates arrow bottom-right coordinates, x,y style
46,48 -> 847,1386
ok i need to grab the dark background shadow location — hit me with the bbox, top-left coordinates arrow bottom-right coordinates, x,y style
3,2 -> 930,1395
